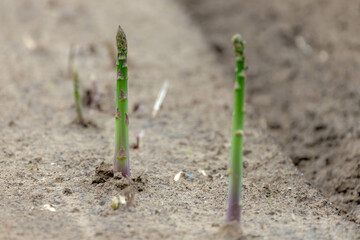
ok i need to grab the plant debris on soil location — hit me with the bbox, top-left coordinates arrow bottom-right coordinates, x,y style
0,0 -> 359,239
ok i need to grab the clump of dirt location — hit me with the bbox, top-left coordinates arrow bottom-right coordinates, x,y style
92,161 -> 147,193
214,222 -> 260,240
71,118 -> 98,128
215,222 -> 245,240
92,162 -> 114,184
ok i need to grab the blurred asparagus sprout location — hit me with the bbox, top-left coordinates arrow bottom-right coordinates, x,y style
73,68 -> 85,126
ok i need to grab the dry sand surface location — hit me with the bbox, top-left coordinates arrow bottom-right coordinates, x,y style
0,0 -> 359,239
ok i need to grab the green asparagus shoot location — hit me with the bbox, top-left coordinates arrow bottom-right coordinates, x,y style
226,34 -> 246,222
114,25 -> 130,177
73,68 -> 85,126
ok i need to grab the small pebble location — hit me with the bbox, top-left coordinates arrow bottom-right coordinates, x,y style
43,204 -> 56,212
72,208 -> 80,213
174,171 -> 184,181
63,188 -> 72,195
184,173 -> 194,179
244,150 -> 252,156
119,195 -> 126,205
111,196 -> 119,210
243,160 -> 249,169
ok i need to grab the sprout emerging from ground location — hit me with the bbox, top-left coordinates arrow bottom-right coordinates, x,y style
73,69 -> 85,126
114,25 -> 130,177
226,34 -> 246,222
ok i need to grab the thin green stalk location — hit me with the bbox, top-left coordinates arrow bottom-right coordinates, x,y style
226,34 -> 246,222
73,69 -> 85,126
114,25 -> 130,177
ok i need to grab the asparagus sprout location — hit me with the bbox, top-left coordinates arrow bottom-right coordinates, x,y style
73,68 -> 85,126
132,130 -> 144,149
226,34 -> 246,222
114,25 -> 130,177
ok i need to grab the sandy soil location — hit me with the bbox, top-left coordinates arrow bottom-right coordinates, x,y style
181,0 -> 360,225
0,0 -> 359,239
